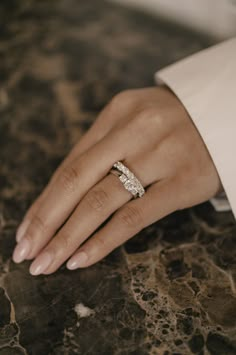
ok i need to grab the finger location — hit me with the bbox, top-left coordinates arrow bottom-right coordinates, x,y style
28,173 -> 133,275
16,90 -> 138,242
65,178 -> 179,269
27,145 -> 164,273
14,131 -> 174,265
23,146 -> 169,264
12,128 -> 135,263
27,150 -> 168,274
16,113 -> 113,242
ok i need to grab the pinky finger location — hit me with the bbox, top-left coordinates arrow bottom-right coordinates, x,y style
66,178 -> 179,270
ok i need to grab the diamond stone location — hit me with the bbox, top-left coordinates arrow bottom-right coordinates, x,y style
113,161 -> 145,198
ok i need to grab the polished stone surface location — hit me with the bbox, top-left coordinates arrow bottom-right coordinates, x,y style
0,1 -> 236,354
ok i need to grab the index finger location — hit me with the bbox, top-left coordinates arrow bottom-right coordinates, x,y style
16,90 -> 138,242
12,128 -> 129,263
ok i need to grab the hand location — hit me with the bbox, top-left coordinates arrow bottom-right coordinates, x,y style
12,86 -> 222,275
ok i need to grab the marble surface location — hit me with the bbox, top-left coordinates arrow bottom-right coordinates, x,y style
0,1 -> 236,354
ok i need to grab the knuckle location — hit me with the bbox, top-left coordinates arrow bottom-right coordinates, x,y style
109,90 -> 135,109
135,107 -> 162,128
58,166 -> 79,193
127,108 -> 162,139
117,205 -> 144,229
53,232 -> 71,254
23,215 -> 48,248
84,187 -> 109,212
93,235 -> 107,250
92,234 -> 114,253
23,232 -> 34,246
30,215 -> 48,235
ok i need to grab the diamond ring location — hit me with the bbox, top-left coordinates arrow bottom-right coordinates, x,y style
110,161 -> 145,198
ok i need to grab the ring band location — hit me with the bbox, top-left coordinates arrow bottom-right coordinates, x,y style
110,161 -> 145,198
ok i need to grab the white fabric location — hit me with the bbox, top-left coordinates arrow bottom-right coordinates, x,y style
155,37 -> 236,218
110,0 -> 236,39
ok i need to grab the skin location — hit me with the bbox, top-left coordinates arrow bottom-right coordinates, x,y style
12,86 -> 222,275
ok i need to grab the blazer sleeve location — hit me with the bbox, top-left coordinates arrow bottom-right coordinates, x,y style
155,37 -> 236,219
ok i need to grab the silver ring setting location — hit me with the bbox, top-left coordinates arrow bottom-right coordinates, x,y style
110,161 -> 145,198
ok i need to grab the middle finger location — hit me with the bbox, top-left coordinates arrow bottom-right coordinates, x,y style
28,173 -> 132,275
12,129 -> 129,263
29,149 -> 166,275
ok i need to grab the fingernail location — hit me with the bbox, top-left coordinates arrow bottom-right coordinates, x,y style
67,252 -> 88,270
12,238 -> 30,263
16,219 -> 30,243
29,252 -> 52,276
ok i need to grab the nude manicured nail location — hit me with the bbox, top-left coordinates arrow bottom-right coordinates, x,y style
12,238 -> 30,263
67,252 -> 88,270
16,219 -> 30,243
29,252 -> 52,276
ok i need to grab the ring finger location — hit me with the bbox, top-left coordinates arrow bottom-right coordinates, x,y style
28,173 -> 132,275
15,90 -> 143,242
28,156 -> 159,275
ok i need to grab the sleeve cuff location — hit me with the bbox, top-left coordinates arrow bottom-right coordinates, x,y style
155,38 -> 236,218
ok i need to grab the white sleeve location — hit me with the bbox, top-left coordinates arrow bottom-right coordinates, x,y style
155,37 -> 236,218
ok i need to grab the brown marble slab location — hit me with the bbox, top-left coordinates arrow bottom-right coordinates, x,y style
0,0 -> 236,354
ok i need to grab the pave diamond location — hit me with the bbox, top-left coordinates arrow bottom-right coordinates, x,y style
112,161 -> 145,198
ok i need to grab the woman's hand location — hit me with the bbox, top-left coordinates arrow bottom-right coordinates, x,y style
12,86 -> 222,275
